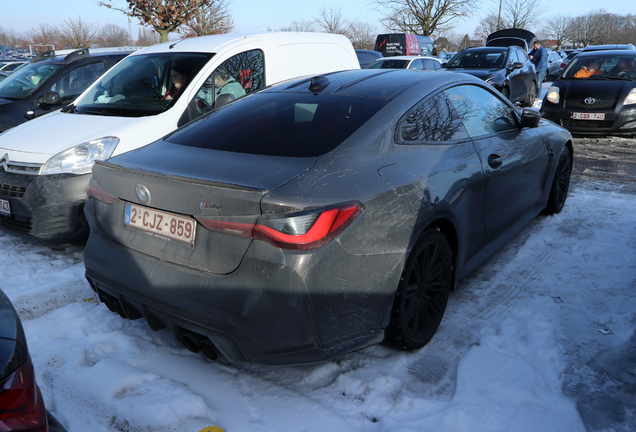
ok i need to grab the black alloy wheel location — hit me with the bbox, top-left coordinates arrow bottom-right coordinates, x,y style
524,82 -> 536,107
387,229 -> 453,350
544,146 -> 572,215
501,87 -> 510,100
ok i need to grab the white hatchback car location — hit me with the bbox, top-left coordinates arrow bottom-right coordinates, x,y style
366,55 -> 442,71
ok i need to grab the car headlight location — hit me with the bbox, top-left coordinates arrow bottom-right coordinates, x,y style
546,86 -> 560,104
624,88 -> 636,106
40,137 -> 119,175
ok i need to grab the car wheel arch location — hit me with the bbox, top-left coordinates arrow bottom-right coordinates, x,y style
409,217 -> 459,290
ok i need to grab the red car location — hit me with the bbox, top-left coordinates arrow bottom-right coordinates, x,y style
0,288 -> 66,432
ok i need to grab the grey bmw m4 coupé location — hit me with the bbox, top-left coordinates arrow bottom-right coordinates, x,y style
83,69 -> 573,365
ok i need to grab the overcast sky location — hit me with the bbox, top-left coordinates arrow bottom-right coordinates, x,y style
2,0 -> 634,41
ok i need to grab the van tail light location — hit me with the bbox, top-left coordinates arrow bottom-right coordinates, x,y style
197,202 -> 362,250
0,357 -> 48,431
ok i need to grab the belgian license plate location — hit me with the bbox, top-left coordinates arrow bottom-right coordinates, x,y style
571,112 -> 605,120
0,198 -> 10,216
124,203 -> 196,245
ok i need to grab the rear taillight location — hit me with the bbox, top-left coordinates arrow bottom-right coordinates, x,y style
0,357 -> 48,431
197,202 -> 362,250
87,184 -> 117,204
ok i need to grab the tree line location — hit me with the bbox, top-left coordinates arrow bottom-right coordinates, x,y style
0,0 -> 634,53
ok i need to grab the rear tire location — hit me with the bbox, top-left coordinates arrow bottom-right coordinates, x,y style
544,146 -> 572,215
387,229 -> 453,350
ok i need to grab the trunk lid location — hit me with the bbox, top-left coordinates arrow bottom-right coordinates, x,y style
486,29 -> 535,51
91,142 -> 316,274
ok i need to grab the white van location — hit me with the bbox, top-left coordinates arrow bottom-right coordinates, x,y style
0,32 -> 359,243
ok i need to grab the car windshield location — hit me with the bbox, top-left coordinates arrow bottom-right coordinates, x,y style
74,52 -> 213,117
561,54 -> 636,80
166,92 -> 389,157
367,59 -> 409,69
446,49 -> 508,69
0,61 -> 62,99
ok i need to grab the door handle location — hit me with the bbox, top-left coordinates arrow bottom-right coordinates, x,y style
488,154 -> 503,169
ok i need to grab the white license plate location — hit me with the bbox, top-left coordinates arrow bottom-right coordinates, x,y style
571,112 -> 605,120
124,203 -> 196,245
0,198 -> 10,216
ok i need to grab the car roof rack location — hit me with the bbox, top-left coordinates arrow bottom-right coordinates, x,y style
63,48 -> 90,63
30,50 -> 56,63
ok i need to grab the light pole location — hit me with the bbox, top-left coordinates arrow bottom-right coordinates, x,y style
497,0 -> 503,30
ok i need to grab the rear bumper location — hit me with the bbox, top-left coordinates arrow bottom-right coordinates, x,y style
0,171 -> 90,243
83,198 -> 402,365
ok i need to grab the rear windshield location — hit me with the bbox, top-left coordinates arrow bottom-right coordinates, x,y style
166,92 -> 389,157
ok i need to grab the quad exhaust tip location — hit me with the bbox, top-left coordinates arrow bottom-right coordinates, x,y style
181,332 -> 220,361
95,286 -> 223,363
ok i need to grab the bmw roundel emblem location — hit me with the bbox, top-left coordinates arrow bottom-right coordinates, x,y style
135,184 -> 151,204
584,97 -> 596,105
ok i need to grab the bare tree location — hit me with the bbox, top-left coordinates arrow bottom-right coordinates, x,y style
97,23 -> 131,47
314,7 -> 352,34
26,24 -> 63,49
347,21 -> 378,49
474,12 -> 503,41
569,10 -> 611,47
99,0 -> 215,43
374,0 -> 479,36
179,0 -> 234,36
58,16 -> 100,49
501,0 -> 545,29
458,34 -> 472,49
137,27 -> 160,46
542,15 -> 572,50
279,18 -> 317,32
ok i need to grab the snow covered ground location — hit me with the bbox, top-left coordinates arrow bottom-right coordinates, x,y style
2,176 -> 635,432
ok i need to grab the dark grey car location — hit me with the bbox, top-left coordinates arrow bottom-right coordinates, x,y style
83,69 -> 573,365
444,46 -> 537,106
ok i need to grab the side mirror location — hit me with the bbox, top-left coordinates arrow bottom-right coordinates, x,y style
214,93 -> 235,109
510,62 -> 524,70
520,108 -> 541,128
37,91 -> 60,108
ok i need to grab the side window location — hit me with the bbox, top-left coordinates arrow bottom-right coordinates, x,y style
444,85 -> 519,137
517,50 -> 529,63
408,60 -> 423,70
398,92 -> 469,143
50,62 -> 105,103
194,49 -> 264,118
423,59 -> 440,70
508,51 -> 519,65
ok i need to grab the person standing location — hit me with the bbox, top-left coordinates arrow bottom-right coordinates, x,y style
529,40 -> 547,100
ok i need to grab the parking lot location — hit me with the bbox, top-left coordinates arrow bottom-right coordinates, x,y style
1,75 -> 635,431
0,131 -> 632,431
